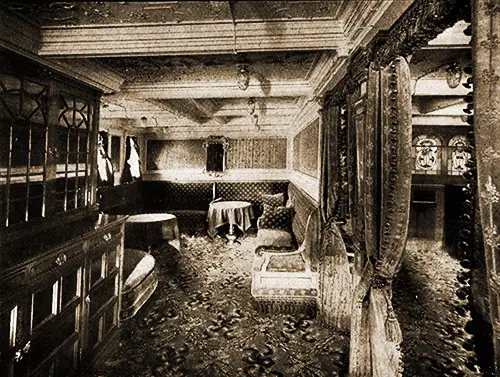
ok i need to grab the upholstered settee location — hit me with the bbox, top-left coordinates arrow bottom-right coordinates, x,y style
121,249 -> 158,320
251,184 -> 320,315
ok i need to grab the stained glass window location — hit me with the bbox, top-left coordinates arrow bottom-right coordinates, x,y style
412,135 -> 441,175
448,135 -> 471,176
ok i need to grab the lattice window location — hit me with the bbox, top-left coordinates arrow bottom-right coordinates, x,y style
54,92 -> 92,212
447,135 -> 471,176
412,135 -> 441,175
0,73 -> 49,226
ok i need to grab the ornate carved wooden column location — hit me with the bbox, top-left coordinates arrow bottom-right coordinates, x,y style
472,0 -> 500,373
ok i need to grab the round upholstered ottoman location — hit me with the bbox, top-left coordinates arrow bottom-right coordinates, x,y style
121,249 -> 158,320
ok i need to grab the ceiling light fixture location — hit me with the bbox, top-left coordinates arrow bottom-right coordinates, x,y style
237,64 -> 250,90
247,98 -> 259,128
445,62 -> 462,89
247,98 -> 256,115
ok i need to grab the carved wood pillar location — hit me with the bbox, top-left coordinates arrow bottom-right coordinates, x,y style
472,0 -> 500,373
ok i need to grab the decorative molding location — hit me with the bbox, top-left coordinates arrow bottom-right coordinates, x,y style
372,0 -> 471,67
141,125 -> 288,140
308,51 -> 350,99
203,135 -> 230,151
37,19 -> 345,57
0,9 -> 124,93
47,58 -> 124,93
0,8 -> 40,55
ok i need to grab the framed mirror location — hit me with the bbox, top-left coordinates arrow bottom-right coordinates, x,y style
203,136 -> 229,173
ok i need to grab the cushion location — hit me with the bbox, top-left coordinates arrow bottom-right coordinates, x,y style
123,250 -> 156,292
256,228 -> 293,247
258,204 -> 294,232
261,192 -> 285,207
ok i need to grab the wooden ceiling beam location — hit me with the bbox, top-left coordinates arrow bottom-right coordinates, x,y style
114,80 -> 311,99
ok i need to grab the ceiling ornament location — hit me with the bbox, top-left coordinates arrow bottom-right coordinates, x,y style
237,65 -> 250,90
247,98 -> 259,128
247,98 -> 256,115
445,62 -> 462,89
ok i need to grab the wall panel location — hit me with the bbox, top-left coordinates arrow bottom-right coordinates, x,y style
147,138 -> 287,171
293,120 -> 320,178
147,139 -> 205,170
227,138 -> 287,169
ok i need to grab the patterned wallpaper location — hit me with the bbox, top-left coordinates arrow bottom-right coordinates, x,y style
227,138 -> 287,169
147,139 -> 205,170
147,138 -> 287,171
293,119 -> 320,178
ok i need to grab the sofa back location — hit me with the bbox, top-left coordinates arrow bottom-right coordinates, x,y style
287,183 -> 320,270
98,182 -> 144,215
142,180 -> 289,215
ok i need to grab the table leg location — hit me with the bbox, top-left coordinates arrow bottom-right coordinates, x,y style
227,223 -> 237,245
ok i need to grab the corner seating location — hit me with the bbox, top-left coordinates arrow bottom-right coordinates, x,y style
251,184 -> 320,315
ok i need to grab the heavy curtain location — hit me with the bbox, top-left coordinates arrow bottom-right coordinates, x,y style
473,1 -> 500,372
349,56 -> 412,377
97,131 -> 114,186
122,136 -> 142,183
318,99 -> 352,331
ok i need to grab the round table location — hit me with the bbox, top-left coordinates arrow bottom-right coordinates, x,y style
207,201 -> 254,244
125,213 -> 180,251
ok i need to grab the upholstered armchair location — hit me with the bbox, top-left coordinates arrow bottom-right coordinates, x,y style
251,192 -> 319,315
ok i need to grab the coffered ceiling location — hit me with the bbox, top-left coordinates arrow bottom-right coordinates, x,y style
0,1 -> 414,133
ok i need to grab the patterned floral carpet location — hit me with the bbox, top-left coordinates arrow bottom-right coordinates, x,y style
90,234 -> 349,377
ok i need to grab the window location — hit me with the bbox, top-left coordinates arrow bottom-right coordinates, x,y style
447,135 -> 471,176
412,135 -> 441,175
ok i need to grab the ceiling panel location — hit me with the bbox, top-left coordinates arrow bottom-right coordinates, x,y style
99,51 -> 319,83
5,1 -> 343,26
